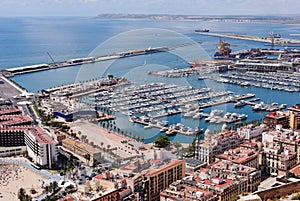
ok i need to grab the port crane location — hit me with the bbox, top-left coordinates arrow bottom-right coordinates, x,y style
214,37 -> 237,58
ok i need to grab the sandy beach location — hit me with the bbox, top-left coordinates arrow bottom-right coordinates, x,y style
0,162 -> 46,201
69,120 -> 153,159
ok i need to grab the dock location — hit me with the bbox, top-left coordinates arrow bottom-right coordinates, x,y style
197,32 -> 300,46
1,42 -> 201,77
198,94 -> 255,109
130,118 -> 197,136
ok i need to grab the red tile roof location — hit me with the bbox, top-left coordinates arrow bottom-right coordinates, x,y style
0,125 -> 55,144
290,164 -> 300,176
0,115 -> 32,127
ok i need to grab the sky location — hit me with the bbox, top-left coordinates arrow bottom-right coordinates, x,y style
0,0 -> 300,17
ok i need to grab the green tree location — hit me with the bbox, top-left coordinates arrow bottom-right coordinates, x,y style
154,136 -> 171,148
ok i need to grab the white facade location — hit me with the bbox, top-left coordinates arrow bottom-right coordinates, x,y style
24,128 -> 58,169
237,125 -> 263,140
196,131 -> 244,164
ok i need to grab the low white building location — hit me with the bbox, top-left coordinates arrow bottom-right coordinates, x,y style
237,124 -> 263,140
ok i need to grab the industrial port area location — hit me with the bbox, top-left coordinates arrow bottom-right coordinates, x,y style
1,23 -> 300,201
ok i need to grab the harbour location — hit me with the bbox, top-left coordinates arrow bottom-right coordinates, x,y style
1,3 -> 300,201
1,17 -> 300,145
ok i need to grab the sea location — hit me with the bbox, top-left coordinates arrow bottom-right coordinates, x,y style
1,17 -> 300,143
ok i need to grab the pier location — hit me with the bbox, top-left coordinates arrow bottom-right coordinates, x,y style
130,117 -> 198,136
1,42 -> 201,77
198,94 -> 255,109
197,32 -> 300,46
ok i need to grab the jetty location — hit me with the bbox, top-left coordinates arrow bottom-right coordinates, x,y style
130,117 -> 199,136
197,32 -> 300,46
1,42 -> 201,77
198,94 -> 255,109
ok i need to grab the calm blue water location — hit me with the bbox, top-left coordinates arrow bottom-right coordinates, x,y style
1,17 -> 300,143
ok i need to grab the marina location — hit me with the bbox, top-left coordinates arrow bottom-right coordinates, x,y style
211,71 -> 300,92
91,82 -> 261,136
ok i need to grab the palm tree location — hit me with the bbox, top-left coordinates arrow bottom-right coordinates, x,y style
100,142 -> 104,147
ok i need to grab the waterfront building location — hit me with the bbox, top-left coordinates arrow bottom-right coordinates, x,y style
195,130 -> 244,164
209,160 -> 261,192
215,146 -> 260,169
0,126 -> 58,168
264,111 -> 289,129
61,138 -> 102,166
237,124 -> 263,140
288,104 -> 300,114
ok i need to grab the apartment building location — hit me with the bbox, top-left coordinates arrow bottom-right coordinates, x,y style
195,130 -> 244,164
142,159 -> 186,201
209,160 -> 261,192
237,124 -> 263,140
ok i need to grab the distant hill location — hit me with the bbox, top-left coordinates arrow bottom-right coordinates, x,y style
95,14 -> 300,24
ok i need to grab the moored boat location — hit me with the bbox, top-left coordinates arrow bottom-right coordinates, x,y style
166,129 -> 177,136
195,29 -> 209,32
